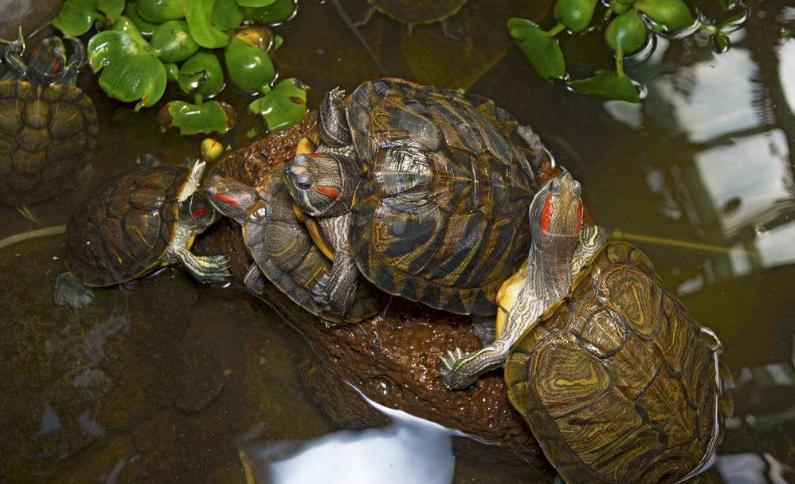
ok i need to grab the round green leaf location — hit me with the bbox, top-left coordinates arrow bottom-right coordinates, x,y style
124,2 -> 160,36
98,0 -> 126,23
139,0 -> 186,22
184,0 -> 232,48
212,0 -> 245,30
610,0 -> 635,14
634,0 -> 695,32
158,100 -> 236,135
244,0 -> 296,24
248,78 -> 308,131
237,0 -> 278,7
507,18 -> 565,81
225,28 -> 276,94
178,50 -> 225,98
110,15 -> 151,46
88,24 -> 167,110
568,70 -> 641,102
164,62 -> 180,81
605,10 -> 647,54
554,0 -> 600,33
52,0 -> 102,36
152,20 -> 200,62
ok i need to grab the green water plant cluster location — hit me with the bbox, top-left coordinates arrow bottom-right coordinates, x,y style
52,0 -> 307,135
509,0 -> 749,102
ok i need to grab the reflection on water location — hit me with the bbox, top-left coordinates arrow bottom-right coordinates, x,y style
240,390 -> 462,484
717,454 -> 794,484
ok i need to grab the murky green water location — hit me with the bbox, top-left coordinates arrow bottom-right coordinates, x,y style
1,0 -> 794,482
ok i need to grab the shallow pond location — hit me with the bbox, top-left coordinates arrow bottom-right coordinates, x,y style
1,0 -> 794,482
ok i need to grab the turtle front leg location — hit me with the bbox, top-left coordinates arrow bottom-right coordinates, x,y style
440,339 -> 511,390
59,37 -> 87,86
53,272 -> 94,308
173,248 -> 231,282
571,224 -> 607,279
1,28 -> 27,79
315,213 -> 358,317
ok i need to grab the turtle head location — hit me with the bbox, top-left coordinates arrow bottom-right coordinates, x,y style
202,174 -> 260,224
180,192 -> 219,232
284,152 -> 352,218
27,37 -> 67,86
529,172 -> 583,245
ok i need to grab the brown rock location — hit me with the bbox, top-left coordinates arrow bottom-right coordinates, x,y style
206,111 -> 579,472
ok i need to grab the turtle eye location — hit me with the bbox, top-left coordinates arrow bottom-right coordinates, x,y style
572,180 -> 582,196
296,174 -> 313,190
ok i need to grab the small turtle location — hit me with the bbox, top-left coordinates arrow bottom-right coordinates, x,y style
360,0 -> 468,32
204,164 -> 386,324
54,161 -> 230,308
279,78 -> 543,323
441,173 -> 731,484
0,29 -> 97,205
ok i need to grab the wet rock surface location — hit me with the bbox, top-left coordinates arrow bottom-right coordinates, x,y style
207,112 -> 561,469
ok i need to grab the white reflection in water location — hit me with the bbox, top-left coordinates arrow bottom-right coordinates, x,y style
695,129 -> 793,237
781,41 -> 795,114
653,48 -> 760,143
240,390 -> 463,484
717,453 -> 794,484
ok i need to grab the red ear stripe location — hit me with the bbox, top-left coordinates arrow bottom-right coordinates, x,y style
577,202 -> 583,232
192,207 -> 209,218
215,193 -> 241,208
50,57 -> 61,77
540,194 -> 552,233
313,185 -> 340,199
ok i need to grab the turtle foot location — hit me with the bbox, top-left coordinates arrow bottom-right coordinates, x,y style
54,273 -> 94,308
439,348 -> 476,390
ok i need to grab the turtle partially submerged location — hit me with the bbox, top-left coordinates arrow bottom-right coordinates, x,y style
204,164 -> 386,324
0,29 -> 97,205
441,173 -> 731,484
362,0 -> 468,31
54,161 -> 230,308
278,78 -> 543,323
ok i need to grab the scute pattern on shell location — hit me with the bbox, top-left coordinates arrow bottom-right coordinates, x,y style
66,167 -> 189,287
505,242 -> 723,484
346,79 -> 537,316
0,80 -> 97,204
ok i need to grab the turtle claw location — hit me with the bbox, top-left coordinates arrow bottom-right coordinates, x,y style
439,347 -> 469,388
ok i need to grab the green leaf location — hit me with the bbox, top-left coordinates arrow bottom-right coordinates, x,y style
248,78 -> 308,131
568,70 -> 641,102
178,50 -> 225,98
138,0 -> 186,22
710,31 -> 731,53
124,2 -> 160,36
52,0 -> 102,36
244,0 -> 296,24
605,9 -> 647,54
507,18 -> 565,81
158,100 -> 236,134
151,20 -> 200,62
634,0 -> 695,32
554,0 -> 600,33
212,0 -> 246,30
110,15 -> 151,46
184,0 -> 231,48
237,0 -> 278,7
97,0 -> 126,23
88,22 -> 168,110
164,62 -> 180,81
224,28 -> 276,94
610,0 -> 634,14
273,34 -> 284,49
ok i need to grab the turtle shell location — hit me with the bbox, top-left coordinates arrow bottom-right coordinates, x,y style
346,78 -> 536,316
0,80 -> 98,204
505,242 -> 727,484
367,0 -> 468,26
66,167 -> 190,287
242,167 -> 385,323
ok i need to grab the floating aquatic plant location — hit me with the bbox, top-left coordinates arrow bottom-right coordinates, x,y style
248,78 -> 307,131
88,17 -> 167,109
123,1 -> 159,35
158,100 -> 236,134
151,20 -> 199,61
53,0 -> 127,36
177,50 -> 225,100
225,26 -> 276,94
137,0 -> 185,23
510,0 -> 750,102
244,0 -> 297,24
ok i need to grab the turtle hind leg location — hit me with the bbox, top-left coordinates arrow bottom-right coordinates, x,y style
53,272 -> 94,308
244,263 -> 266,295
174,248 -> 231,283
440,340 -> 510,390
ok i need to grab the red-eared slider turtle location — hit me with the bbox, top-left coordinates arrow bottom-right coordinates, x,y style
442,173 -> 731,484
361,0 -> 468,31
203,164 -> 386,324
54,161 -> 230,308
280,78 -> 543,323
0,30 -> 97,205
